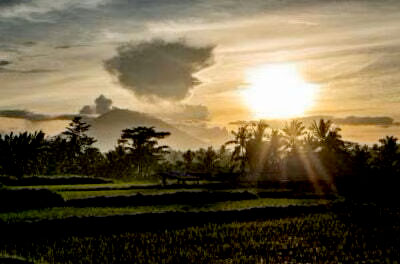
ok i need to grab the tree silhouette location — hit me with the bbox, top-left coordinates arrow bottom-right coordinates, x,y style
62,116 -> 97,174
182,150 -> 195,172
246,121 -> 269,177
264,129 -> 283,176
311,119 -> 344,152
372,136 -> 400,177
0,131 -> 47,178
282,120 -> 306,152
119,126 -> 170,178
225,125 -> 251,175
197,146 -> 219,175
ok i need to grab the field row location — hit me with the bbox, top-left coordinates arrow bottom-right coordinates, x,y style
2,209 -> 399,263
0,198 -> 329,223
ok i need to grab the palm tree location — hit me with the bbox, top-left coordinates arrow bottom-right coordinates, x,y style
250,121 -> 269,143
374,136 -> 400,175
282,120 -> 306,152
197,146 -> 219,175
0,131 -> 47,178
265,129 -> 283,174
247,121 -> 269,176
182,150 -> 195,172
310,119 -> 343,151
225,125 -> 251,175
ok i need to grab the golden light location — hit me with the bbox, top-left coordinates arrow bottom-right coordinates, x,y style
242,63 -> 317,119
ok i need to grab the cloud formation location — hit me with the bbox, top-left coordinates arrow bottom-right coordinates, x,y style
79,105 -> 95,115
160,104 -> 210,122
0,110 -> 75,121
95,95 -> 113,115
104,39 -> 215,100
229,115 -> 397,127
333,116 -> 395,126
0,60 -> 11,66
175,104 -> 210,121
79,94 -> 113,115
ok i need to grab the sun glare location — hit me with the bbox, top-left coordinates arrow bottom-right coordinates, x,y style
242,63 -> 317,119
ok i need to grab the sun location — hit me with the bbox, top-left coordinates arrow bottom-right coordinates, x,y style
242,63 -> 317,119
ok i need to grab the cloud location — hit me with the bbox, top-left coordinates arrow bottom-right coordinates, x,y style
0,60 -> 11,66
333,116 -> 395,126
54,44 -> 91,49
0,110 -> 75,121
0,67 -> 57,74
104,39 -> 215,100
0,57 -> 57,74
79,94 -> 113,115
176,104 -> 210,121
161,104 -> 210,121
0,0 -> 109,19
79,105 -> 95,115
22,41 -> 36,46
95,95 -> 113,115
229,115 -> 398,127
0,0 -> 27,7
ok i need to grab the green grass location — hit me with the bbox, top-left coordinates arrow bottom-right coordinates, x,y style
58,188 -> 201,200
1,211 -> 398,263
0,198 -> 328,223
7,182 -> 159,191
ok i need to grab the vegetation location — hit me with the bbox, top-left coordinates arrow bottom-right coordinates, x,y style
0,198 -> 328,223
1,209 -> 398,263
0,116 -> 399,262
0,116 -> 400,201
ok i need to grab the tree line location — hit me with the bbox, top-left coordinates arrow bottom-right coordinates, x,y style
0,117 -> 399,199
0,117 -> 170,179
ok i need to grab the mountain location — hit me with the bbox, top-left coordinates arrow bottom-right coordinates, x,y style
86,109 -> 207,151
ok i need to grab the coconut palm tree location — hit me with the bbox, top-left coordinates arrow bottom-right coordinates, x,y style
282,120 -> 306,152
310,119 -> 343,151
225,125 -> 251,174
246,121 -> 269,176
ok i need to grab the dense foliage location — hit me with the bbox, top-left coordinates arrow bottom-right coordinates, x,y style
0,117 -> 400,200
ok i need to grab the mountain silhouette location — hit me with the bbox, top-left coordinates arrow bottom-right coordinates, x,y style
86,108 -> 207,151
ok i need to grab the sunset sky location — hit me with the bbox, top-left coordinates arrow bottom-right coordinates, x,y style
1,0 -> 400,144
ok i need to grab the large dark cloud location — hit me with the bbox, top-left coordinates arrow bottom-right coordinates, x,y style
104,40 -> 215,100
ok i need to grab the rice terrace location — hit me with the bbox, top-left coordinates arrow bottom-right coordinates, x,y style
1,0 -> 400,263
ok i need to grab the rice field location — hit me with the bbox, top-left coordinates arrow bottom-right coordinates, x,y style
1,211 -> 399,263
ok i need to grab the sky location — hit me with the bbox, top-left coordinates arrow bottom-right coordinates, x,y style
1,0 -> 400,144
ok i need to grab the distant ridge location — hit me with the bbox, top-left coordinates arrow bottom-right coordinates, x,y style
86,108 -> 207,151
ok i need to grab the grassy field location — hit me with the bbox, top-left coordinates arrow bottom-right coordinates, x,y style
1,210 -> 399,263
57,188 -> 201,200
7,182 -> 159,191
1,181 -> 397,263
0,198 -> 329,223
